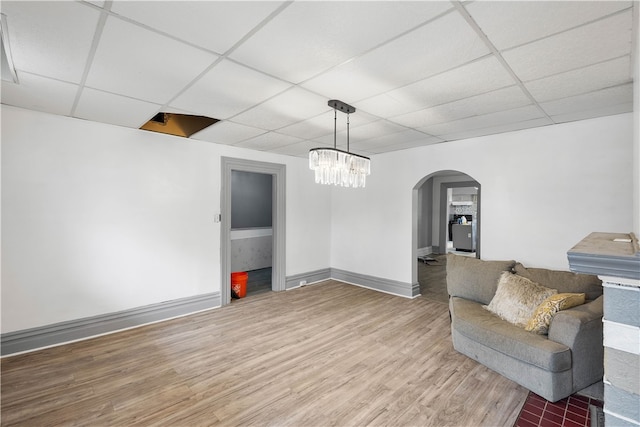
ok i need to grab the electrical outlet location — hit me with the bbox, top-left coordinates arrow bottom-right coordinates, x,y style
300,280 -> 307,286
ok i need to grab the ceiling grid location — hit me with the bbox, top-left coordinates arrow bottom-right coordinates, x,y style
0,0 -> 634,157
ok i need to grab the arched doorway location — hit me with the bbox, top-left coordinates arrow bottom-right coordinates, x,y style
411,170 -> 481,291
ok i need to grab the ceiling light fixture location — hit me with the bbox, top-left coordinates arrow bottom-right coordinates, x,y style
309,100 -> 370,188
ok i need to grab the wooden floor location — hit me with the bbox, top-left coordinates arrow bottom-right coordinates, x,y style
417,253 -> 449,304
1,280 -> 528,426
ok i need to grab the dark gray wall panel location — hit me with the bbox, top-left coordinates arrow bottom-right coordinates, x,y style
231,170 -> 273,229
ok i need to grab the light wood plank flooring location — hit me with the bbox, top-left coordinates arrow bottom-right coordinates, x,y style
1,280 -> 528,426
418,253 -> 449,304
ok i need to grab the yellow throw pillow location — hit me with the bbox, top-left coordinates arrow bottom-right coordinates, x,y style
525,293 -> 586,335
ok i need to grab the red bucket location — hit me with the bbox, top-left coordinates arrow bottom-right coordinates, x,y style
231,271 -> 249,298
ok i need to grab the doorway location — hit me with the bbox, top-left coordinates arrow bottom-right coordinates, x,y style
221,157 -> 286,306
411,170 -> 481,289
439,182 -> 480,258
231,170 -> 273,297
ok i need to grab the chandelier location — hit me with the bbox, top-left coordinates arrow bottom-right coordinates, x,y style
309,100 -> 370,188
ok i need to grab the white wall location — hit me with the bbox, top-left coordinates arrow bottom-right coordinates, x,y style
2,105 -> 635,333
1,105 -> 331,332
331,113 -> 634,284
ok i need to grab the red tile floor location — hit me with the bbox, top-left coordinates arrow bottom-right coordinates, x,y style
514,392 -> 604,427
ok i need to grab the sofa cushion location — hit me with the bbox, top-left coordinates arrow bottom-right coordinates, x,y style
513,263 -> 602,301
446,254 -> 516,305
451,297 -> 572,372
485,272 -> 558,327
526,293 -> 586,335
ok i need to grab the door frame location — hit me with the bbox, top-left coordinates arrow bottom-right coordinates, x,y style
221,157 -> 286,306
438,180 -> 481,258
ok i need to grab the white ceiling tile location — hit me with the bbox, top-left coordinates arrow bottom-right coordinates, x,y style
83,1 -> 105,8
276,111 -> 338,140
314,119 -> 409,147
550,102 -> 633,124
270,140 -> 332,158
438,117 -> 554,142
231,87 -> 329,130
525,56 -> 632,103
300,61 -> 395,105
421,105 -> 545,136
302,11 -> 490,101
391,86 -> 531,129
74,88 -> 161,128
234,132 -> 303,151
170,59 -> 291,120
278,109 -> 379,140
191,121 -> 266,145
351,129 -> 430,151
503,11 -> 633,82
160,106 -> 200,115
351,120 -> 413,140
367,137 -> 443,154
357,56 -> 516,117
1,1 -> 100,83
110,1 -> 283,54
85,16 -> 218,104
230,1 -> 453,84
1,71 -> 77,116
466,1 -> 632,50
313,130 -> 350,148
540,83 -> 633,117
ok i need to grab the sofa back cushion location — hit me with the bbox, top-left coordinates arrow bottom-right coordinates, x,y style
446,254 -> 516,305
513,263 -> 602,301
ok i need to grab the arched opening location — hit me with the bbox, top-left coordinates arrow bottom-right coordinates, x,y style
411,170 -> 481,296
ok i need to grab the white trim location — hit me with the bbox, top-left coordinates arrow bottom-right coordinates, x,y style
603,320 -> 640,355
230,228 -> 273,240
603,409 -> 640,426
601,276 -> 640,289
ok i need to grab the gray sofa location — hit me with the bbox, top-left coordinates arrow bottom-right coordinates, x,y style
446,254 -> 604,402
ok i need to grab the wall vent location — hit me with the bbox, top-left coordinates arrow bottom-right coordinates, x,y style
140,112 -> 219,138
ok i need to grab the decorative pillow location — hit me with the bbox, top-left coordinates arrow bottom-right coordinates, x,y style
526,293 -> 586,335
484,272 -> 558,327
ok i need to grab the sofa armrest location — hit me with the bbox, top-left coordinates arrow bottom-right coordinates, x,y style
548,296 -> 604,390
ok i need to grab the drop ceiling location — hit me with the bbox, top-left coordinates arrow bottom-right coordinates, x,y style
0,1 -> 635,158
